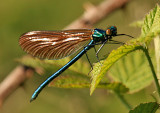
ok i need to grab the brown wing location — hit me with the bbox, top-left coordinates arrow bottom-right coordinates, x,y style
19,29 -> 93,59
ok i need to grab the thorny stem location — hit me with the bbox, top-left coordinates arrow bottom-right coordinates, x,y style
142,47 -> 160,97
115,91 -> 132,110
154,36 -> 160,84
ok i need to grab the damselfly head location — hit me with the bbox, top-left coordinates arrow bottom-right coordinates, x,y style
106,26 -> 134,38
106,26 -> 117,36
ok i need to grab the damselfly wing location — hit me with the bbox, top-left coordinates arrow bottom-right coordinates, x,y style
19,29 -> 93,59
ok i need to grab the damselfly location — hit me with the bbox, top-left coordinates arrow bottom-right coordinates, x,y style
19,26 -> 133,102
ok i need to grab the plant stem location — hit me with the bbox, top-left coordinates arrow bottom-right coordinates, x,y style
115,91 -> 132,110
142,47 -> 160,97
154,36 -> 160,84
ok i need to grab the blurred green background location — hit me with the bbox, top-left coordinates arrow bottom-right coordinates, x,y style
0,0 -> 158,113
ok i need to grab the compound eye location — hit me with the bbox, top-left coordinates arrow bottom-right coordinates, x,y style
113,26 -> 117,30
106,29 -> 111,35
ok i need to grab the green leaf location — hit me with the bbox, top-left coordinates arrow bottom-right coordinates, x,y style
109,51 -> 153,93
140,4 -> 160,43
17,55 -> 90,76
17,56 -> 128,93
49,72 -> 91,88
49,73 -> 129,93
90,44 -> 143,95
90,5 -> 160,95
129,102 -> 159,113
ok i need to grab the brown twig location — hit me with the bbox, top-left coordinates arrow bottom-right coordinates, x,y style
65,0 -> 129,29
0,0 -> 131,106
0,66 -> 34,106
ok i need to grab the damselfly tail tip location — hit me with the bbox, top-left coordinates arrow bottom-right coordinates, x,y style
30,95 -> 37,102
30,98 -> 35,103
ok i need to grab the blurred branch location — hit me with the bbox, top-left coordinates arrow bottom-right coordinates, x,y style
0,66 -> 33,106
0,0 -> 131,106
65,0 -> 130,29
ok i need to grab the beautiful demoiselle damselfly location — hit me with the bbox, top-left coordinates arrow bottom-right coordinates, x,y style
19,26 -> 133,102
